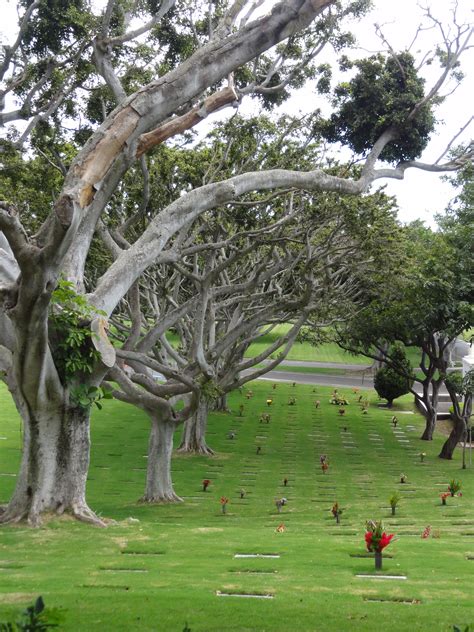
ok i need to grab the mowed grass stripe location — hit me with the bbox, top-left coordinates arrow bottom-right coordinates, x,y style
0,382 -> 473,631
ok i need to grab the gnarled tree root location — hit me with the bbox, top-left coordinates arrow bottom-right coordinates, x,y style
71,503 -> 107,527
139,492 -> 183,504
0,502 -> 107,528
176,444 -> 215,456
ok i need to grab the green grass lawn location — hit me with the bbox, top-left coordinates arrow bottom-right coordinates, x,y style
1,382 -> 473,631
243,324 -> 422,366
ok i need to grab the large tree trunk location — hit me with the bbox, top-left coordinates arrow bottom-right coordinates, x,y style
1,282 -> 104,527
177,398 -> 214,455
0,401 -> 103,526
142,415 -> 182,503
214,394 -> 229,412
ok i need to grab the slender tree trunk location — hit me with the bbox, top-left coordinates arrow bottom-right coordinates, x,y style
420,408 -> 436,441
439,415 -> 466,460
177,398 -> 214,455
415,376 -> 441,441
142,415 -> 182,503
439,383 -> 470,460
419,391 -> 437,441
0,400 -> 102,526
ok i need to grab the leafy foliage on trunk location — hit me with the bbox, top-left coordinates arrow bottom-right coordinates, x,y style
48,279 -> 105,383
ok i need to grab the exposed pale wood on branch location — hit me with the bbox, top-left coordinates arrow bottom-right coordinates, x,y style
136,86 -> 239,157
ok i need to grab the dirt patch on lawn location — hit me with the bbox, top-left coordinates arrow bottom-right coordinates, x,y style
192,527 -> 224,533
0,593 -> 38,605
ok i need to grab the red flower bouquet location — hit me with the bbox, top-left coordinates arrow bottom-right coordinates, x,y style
365,520 -> 394,553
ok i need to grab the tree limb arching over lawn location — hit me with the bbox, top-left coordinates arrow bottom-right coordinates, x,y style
0,0 -> 472,525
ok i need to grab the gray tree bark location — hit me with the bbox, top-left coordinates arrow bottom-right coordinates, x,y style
419,378 -> 442,441
0,395 -> 102,526
142,414 -> 182,503
214,394 -> 229,412
439,417 -> 466,460
439,382 -> 471,460
177,398 -> 214,455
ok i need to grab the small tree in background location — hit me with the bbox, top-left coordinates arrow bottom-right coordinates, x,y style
374,343 -> 414,408
440,370 -> 474,464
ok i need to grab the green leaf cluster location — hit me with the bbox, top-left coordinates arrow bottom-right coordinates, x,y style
0,595 -> 62,631
49,279 -> 106,383
70,384 -> 113,410
323,52 -> 436,163
389,492 -> 401,508
445,370 -> 474,398
199,378 -> 223,403
374,343 -> 414,406
20,0 -> 93,55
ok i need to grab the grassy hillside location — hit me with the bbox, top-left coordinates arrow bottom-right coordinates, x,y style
0,382 -> 473,631
244,323 -> 422,366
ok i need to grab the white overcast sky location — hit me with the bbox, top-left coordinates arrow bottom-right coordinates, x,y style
260,0 -> 474,226
1,0 -> 472,226
343,1 -> 473,226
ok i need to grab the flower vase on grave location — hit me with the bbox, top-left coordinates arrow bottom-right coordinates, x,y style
391,506 -> 396,516
365,520 -> 394,572
375,551 -> 382,570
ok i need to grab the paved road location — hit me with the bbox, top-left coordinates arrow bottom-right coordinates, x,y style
242,368 -> 374,389
242,364 -> 448,395
263,359 -> 371,370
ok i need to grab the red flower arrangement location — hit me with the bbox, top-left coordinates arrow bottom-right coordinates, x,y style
365,520 -> 394,553
220,496 -> 229,514
202,479 -> 211,492
321,462 -> 329,473
440,492 -> 450,505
